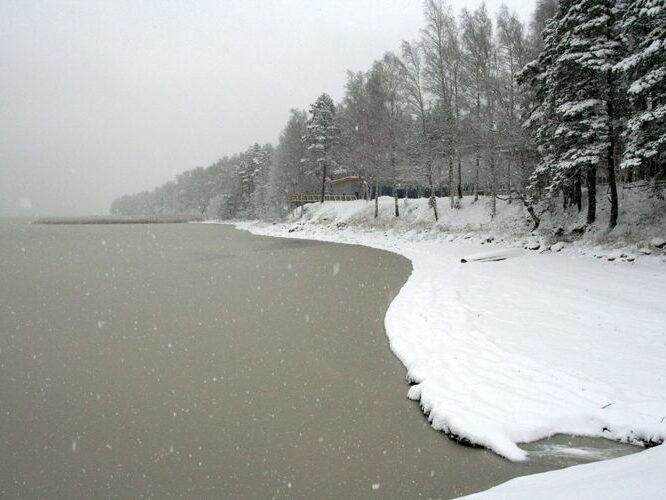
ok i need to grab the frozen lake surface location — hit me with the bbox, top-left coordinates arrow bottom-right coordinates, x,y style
0,221 -> 635,498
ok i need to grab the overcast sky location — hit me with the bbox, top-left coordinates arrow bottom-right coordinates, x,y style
0,0 -> 534,216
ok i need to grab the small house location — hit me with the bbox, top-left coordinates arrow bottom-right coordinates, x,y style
330,176 -> 362,198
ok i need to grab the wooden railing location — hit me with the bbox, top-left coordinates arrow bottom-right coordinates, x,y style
289,194 -> 358,203
622,180 -> 666,191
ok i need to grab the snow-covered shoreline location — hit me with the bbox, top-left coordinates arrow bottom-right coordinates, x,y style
462,442 -> 666,499
224,196 -> 666,496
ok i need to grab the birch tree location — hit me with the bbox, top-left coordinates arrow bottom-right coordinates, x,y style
422,0 -> 457,209
400,40 -> 439,221
461,4 -> 495,214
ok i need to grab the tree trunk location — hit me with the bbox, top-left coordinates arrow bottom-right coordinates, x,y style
586,165 -> 597,225
474,163 -> 479,202
374,179 -> 379,218
507,160 -> 512,204
428,174 -> 438,222
320,164 -> 327,203
457,156 -> 463,200
490,150 -> 496,219
392,153 -> 399,217
604,13 -> 619,228
430,194 -> 438,222
448,154 -> 454,209
454,65 -> 463,203
607,77 -> 618,230
608,153 -> 618,229
474,90 -> 481,203
575,170 -> 582,212
518,193 -> 540,230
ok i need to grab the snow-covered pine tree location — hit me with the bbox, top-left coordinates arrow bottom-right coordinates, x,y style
247,143 -> 273,219
305,93 -> 339,203
522,0 -> 623,227
617,0 -> 666,184
268,109 -> 309,218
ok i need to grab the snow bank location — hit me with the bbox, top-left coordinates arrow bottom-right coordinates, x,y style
462,443 -> 666,499
284,193 -> 666,263
229,194 -> 665,492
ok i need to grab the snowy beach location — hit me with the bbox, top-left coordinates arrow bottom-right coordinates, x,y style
6,0 -> 666,496
234,195 -> 666,497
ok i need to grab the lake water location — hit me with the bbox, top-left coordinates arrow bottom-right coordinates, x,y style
0,220 -> 636,498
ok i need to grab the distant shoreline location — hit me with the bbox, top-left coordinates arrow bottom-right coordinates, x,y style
31,215 -> 203,225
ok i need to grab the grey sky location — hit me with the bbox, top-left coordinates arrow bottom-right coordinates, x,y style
0,0 -> 534,216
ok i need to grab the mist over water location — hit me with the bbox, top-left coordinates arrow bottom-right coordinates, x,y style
0,0 -> 529,217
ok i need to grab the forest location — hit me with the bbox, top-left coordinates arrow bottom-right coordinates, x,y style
111,0 -> 665,231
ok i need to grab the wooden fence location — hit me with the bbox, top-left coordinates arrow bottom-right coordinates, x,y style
289,194 -> 358,204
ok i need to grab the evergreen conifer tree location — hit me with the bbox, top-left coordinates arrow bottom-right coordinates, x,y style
305,93 -> 339,203
523,0 -> 623,226
618,0 -> 666,182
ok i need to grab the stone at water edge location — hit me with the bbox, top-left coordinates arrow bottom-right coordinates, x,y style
550,242 -> 565,252
638,247 -> 652,255
524,240 -> 541,250
607,250 -> 625,261
650,237 -> 666,248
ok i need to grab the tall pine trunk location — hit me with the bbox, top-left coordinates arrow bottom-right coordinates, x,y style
606,75 -> 618,229
320,164 -> 327,203
607,152 -> 618,229
586,165 -> 596,225
605,9 -> 619,229
575,170 -> 582,212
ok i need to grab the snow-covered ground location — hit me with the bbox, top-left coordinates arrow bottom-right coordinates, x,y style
229,195 -> 666,497
462,442 -> 666,499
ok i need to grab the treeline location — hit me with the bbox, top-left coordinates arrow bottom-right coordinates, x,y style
111,143 -> 274,220
112,0 -> 665,229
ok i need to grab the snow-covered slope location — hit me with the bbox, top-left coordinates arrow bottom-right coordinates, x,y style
282,194 -> 666,262
231,195 -> 665,495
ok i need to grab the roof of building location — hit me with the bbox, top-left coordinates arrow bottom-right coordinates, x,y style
330,176 -> 361,185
